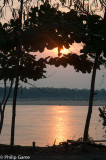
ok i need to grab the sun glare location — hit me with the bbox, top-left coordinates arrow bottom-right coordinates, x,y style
60,46 -> 67,54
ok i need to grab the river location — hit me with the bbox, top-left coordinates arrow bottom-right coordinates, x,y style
0,105 -> 105,146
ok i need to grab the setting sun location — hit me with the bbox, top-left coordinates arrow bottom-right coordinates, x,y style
60,46 -> 67,54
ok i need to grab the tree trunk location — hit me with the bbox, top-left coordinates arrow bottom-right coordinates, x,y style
10,0 -> 23,146
0,80 -> 13,134
19,0 -> 23,26
10,77 -> 19,146
83,54 -> 98,141
104,7 -> 106,21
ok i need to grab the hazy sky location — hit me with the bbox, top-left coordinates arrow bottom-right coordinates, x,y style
32,65 -> 106,90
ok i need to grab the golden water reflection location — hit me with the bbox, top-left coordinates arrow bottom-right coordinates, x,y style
47,105 -> 85,145
0,105 -> 104,146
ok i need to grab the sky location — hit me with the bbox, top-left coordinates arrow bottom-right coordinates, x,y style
0,0 -> 106,90
31,65 -> 106,90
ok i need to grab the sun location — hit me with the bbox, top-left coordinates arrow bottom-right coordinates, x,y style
60,46 -> 67,54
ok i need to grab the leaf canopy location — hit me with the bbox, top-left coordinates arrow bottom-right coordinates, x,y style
1,3 -> 105,83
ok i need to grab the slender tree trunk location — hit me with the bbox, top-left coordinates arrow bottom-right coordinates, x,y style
1,79 -> 7,105
83,54 -> 98,141
83,0 -> 84,10
10,0 -> 23,146
10,77 -> 19,146
19,0 -> 23,26
0,80 -> 13,134
104,8 -> 106,21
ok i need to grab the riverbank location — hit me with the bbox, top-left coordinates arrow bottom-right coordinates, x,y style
0,143 -> 106,160
6,99 -> 106,106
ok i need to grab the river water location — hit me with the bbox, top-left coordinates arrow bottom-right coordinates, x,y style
0,105 -> 105,146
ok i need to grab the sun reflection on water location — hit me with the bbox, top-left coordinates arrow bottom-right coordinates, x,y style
0,105 -> 103,146
48,105 -> 78,145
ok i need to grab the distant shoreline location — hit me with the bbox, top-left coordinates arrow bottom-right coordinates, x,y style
6,99 -> 106,106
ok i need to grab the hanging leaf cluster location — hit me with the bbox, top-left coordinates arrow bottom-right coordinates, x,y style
48,53 -> 93,73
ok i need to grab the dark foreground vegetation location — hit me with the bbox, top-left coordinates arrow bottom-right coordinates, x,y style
0,142 -> 106,155
0,87 -> 106,101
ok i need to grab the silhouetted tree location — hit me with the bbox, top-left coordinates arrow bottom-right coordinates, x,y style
0,2 -> 93,145
0,21 -> 47,145
46,10 -> 106,141
78,14 -> 106,141
59,0 -> 105,17
0,21 -> 14,135
0,1 -> 48,146
62,1 -> 106,141
0,79 -> 13,134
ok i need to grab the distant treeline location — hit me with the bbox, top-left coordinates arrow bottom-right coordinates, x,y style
0,87 -> 106,100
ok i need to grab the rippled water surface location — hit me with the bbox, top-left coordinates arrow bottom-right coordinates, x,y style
0,105 -> 105,146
